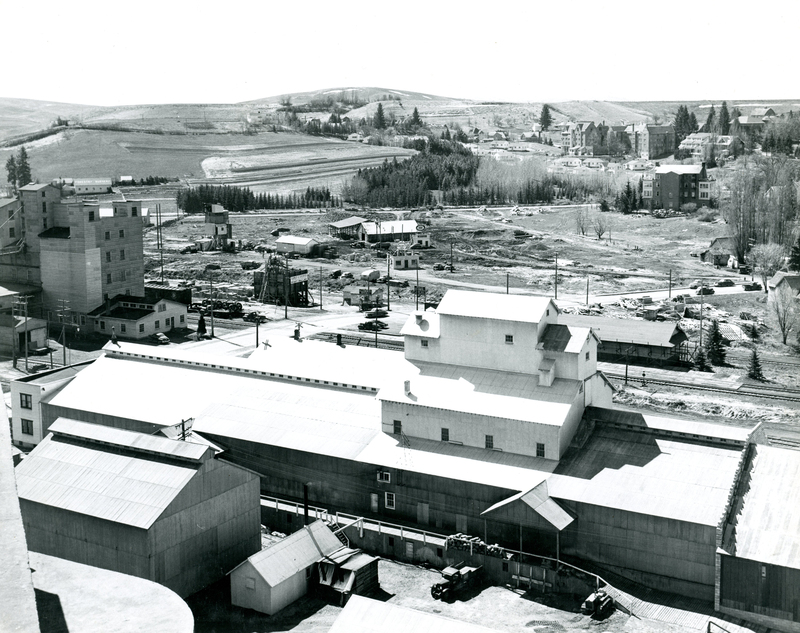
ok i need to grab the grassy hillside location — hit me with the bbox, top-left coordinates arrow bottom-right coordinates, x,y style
247,86 -> 455,106
0,97 -> 101,141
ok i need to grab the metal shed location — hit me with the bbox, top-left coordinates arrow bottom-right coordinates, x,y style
230,520 -> 343,615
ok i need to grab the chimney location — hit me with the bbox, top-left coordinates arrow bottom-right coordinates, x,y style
415,312 -> 423,324
336,333 -> 343,346
404,380 -> 411,396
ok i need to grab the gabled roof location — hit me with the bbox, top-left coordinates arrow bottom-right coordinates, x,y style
237,521 -> 343,587
329,216 -> 367,229
276,235 -> 318,246
15,419 -> 210,529
539,324 -> 595,353
559,314 -> 687,348
400,311 -> 441,338
359,220 -> 418,235
436,289 -> 556,324
482,480 -> 574,531
768,271 -> 800,292
38,227 -> 70,239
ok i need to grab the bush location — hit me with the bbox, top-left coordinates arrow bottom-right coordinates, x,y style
697,209 -> 718,222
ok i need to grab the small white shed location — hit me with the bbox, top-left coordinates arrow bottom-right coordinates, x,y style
276,235 -> 319,256
230,521 -> 343,615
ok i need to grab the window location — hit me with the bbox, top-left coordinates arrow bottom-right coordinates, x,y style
131,207 -> 138,217
42,219 -> 47,229
385,492 -> 396,509
20,393 -> 32,409
41,191 -> 46,198
536,443 -> 546,458
155,320 -> 160,329
120,249 -> 125,261
88,210 -> 95,222
505,334 -> 514,344
21,419 -> 34,435
9,227 -> 14,238
179,314 -> 185,323
100,321 -> 105,330
485,435 -> 494,449
158,303 -> 166,312
106,251 -> 112,262
245,577 -> 256,590
119,229 -> 125,238
42,202 -> 46,213
388,536 -> 395,546
377,471 -> 391,483
437,547 -> 444,558
120,324 -> 126,333
106,273 -> 112,284
139,324 -> 144,333
420,339 -> 428,348
119,270 -> 126,282
441,428 -> 449,442
393,420 -> 402,435
586,351 -> 590,360
105,231 -> 110,240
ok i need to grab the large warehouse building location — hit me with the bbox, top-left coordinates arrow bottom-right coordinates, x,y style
10,289 -> 800,630
15,418 -> 261,598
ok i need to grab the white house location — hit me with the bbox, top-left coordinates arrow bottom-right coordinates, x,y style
230,521 -> 343,615
391,250 -> 420,271
275,235 -> 319,256
73,178 -> 113,195
88,295 -> 188,340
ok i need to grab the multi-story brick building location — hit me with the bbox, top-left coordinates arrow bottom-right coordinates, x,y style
16,183 -> 145,326
629,123 -> 676,159
643,163 -> 711,210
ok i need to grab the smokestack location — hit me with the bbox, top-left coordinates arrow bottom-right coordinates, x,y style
404,380 -> 411,396
336,333 -> 343,346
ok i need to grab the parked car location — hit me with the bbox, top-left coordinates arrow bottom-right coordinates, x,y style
689,280 -> 705,289
743,282 -> 762,291
433,263 -> 446,271
341,271 -> 354,279
715,279 -> 735,287
150,332 -> 170,344
366,309 -> 389,319
358,321 -> 389,331
696,287 -> 715,295
243,312 -> 268,324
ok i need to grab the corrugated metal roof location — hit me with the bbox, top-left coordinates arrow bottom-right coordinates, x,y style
549,426 -> 743,526
50,418 -> 210,462
15,433 -> 199,529
276,235 -> 318,246
329,216 -> 367,229
732,445 -> 800,569
329,596 -> 499,633
560,315 -> 686,348
655,165 -> 703,175
246,521 -> 343,587
481,481 -> 573,531
360,220 -> 418,235
436,289 -> 555,324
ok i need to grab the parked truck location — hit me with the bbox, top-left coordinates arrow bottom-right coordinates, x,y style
581,590 -> 615,618
430,562 -> 484,601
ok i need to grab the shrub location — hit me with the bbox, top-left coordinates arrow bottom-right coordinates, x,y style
697,209 -> 718,222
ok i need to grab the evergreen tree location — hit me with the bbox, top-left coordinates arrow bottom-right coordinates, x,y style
674,105 -> 691,142
374,103 -> 386,130
747,348 -> 764,381
5,155 -> 17,189
694,347 -> 711,372
789,234 -> 800,271
16,147 -> 31,187
703,106 -> 716,133
705,319 -> 727,365
411,107 -> 421,127
719,101 -> 730,135
540,104 -> 553,131
730,106 -> 741,119
689,112 -> 699,132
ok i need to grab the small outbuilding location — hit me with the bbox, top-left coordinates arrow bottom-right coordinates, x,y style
230,520 -> 343,615
276,235 -> 320,256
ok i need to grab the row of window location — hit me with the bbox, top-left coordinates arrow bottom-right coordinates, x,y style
392,420 -> 546,457
88,208 -> 138,222
106,250 -> 126,262
104,230 -> 126,239
96,314 -> 184,332
106,271 -> 128,283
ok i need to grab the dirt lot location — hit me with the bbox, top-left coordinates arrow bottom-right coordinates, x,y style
188,558 -> 628,633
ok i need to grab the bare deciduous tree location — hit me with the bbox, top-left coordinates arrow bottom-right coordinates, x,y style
593,214 -> 607,240
770,283 -> 799,344
575,208 -> 588,236
750,243 -> 785,290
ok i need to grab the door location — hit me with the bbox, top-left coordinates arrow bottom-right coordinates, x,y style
416,502 -> 429,526
370,493 -> 378,513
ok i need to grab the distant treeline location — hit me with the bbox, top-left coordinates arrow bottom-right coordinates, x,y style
177,184 -> 341,213
342,138 -> 479,207
342,137 -> 596,207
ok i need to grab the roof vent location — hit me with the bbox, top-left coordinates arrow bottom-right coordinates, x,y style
415,313 -> 423,324
404,380 -> 411,396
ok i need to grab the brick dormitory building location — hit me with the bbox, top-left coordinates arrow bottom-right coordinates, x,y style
10,289 -> 800,632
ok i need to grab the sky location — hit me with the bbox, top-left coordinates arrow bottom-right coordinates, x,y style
3,0 -> 799,106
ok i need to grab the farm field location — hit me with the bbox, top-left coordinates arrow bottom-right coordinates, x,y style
0,128 -> 416,194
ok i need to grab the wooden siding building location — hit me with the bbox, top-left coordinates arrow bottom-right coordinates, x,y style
15,418 -> 261,598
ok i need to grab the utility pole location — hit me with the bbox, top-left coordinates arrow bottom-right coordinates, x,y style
284,256 -> 289,320
158,204 -> 164,283
11,297 -> 17,369
700,285 -> 705,348
209,272 -> 215,338
586,278 -> 589,306
319,267 -> 323,311
415,266 -> 419,310
450,242 -> 454,273
386,254 -> 391,311
554,252 -> 559,300
668,269 -> 672,299
19,295 -> 29,372
506,273 -> 509,294
57,299 -> 69,366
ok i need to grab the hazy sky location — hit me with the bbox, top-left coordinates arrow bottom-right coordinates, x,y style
5,0 -> 798,106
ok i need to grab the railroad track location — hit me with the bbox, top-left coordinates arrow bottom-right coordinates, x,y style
308,331 -> 405,352
604,373 -> 800,404
767,436 -> 800,450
